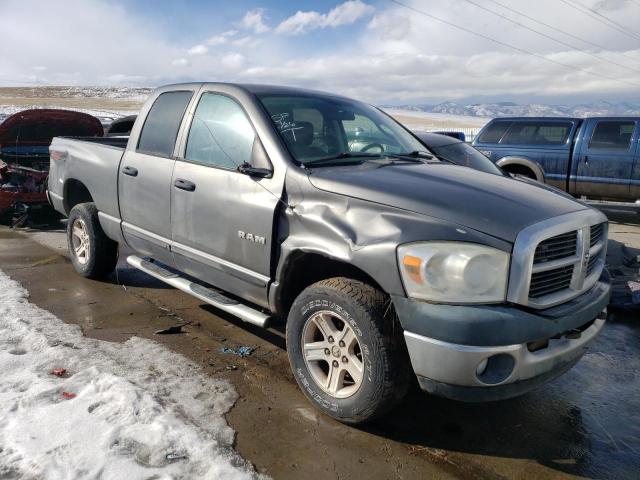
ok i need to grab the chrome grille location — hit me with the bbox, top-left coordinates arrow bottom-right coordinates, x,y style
533,231 -> 577,264
586,251 -> 600,277
590,223 -> 604,247
529,265 -> 574,298
507,210 -> 609,309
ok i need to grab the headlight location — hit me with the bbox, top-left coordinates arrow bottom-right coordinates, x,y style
397,242 -> 510,303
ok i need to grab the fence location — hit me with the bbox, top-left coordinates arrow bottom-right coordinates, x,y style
425,127 -> 483,142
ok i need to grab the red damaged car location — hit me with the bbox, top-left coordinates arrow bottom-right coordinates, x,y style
0,109 -> 103,221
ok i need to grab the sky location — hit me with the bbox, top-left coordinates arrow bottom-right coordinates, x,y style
1,0 -> 639,105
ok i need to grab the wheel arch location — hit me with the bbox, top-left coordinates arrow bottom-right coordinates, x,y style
272,250 -> 388,317
496,156 -> 545,182
63,178 -> 94,215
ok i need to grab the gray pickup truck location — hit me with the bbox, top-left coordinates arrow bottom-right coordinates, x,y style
48,83 -> 610,424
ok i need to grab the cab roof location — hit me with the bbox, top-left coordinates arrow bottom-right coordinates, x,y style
487,116 -> 582,122
163,82 -> 355,102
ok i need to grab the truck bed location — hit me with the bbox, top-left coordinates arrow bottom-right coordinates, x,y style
47,136 -> 127,220
59,136 -> 129,149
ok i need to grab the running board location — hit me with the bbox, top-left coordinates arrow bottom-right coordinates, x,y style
126,255 -> 270,328
585,199 -> 640,213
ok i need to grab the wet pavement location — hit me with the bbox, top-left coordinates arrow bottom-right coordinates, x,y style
0,210 -> 638,480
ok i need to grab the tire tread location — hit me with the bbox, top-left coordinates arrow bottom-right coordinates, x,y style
289,277 -> 411,424
68,203 -> 118,279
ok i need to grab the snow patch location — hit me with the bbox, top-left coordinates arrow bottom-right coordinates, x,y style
0,270 -> 260,479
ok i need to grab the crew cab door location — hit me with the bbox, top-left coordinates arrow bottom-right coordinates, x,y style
575,118 -> 638,201
170,90 -> 279,308
118,89 -> 196,264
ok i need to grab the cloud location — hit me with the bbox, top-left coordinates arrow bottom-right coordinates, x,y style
0,0 -> 183,86
105,73 -> 147,83
367,12 -> 411,41
324,0 -> 375,27
276,0 -> 374,35
239,8 -> 269,34
593,0 -> 628,12
220,53 -> 246,69
205,30 -> 258,48
238,48 -> 640,102
276,11 -> 323,36
171,58 -> 190,67
2,0 -> 639,105
207,30 -> 238,46
231,36 -> 260,48
187,44 -> 208,56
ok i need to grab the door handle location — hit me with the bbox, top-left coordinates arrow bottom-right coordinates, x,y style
584,155 -> 589,165
122,166 -> 138,177
174,179 -> 196,192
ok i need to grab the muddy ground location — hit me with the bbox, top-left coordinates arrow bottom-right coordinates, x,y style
0,209 -> 638,480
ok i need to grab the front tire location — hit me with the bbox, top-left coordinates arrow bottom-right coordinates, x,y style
286,277 -> 410,424
67,203 -> 118,279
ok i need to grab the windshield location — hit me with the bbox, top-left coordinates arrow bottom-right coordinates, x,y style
429,141 -> 504,175
258,94 -> 428,165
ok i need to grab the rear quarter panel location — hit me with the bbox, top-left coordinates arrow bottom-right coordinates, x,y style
48,137 -> 124,220
473,120 -> 579,191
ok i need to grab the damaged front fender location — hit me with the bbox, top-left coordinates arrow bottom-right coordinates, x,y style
270,167 -> 512,314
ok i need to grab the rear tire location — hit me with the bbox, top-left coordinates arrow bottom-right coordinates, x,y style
67,203 -> 118,279
286,277 -> 410,424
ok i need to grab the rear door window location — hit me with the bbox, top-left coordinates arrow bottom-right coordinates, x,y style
477,121 -> 511,143
137,91 -> 193,157
589,120 -> 635,150
501,121 -> 571,145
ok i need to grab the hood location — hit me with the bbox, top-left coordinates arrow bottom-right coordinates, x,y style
0,109 -> 103,147
307,162 -> 587,242
0,109 -> 103,170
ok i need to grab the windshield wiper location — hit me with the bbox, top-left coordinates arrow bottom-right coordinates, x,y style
392,150 -> 435,160
303,152 -> 384,167
303,150 -> 440,168
430,154 -> 458,165
397,150 -> 460,165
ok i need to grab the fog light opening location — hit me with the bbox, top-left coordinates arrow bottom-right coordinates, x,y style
476,358 -> 488,376
475,353 -> 515,385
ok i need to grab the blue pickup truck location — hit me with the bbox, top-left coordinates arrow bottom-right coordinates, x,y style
472,117 -> 640,203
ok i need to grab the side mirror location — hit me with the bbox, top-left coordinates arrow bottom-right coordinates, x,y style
238,162 -> 272,178
239,136 -> 273,178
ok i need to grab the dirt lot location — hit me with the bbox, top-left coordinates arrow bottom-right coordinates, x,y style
0,208 -> 638,480
0,86 -> 147,112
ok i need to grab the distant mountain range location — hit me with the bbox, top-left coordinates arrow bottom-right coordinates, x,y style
386,101 -> 640,118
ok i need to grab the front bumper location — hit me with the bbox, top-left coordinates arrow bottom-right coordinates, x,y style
394,278 -> 610,402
